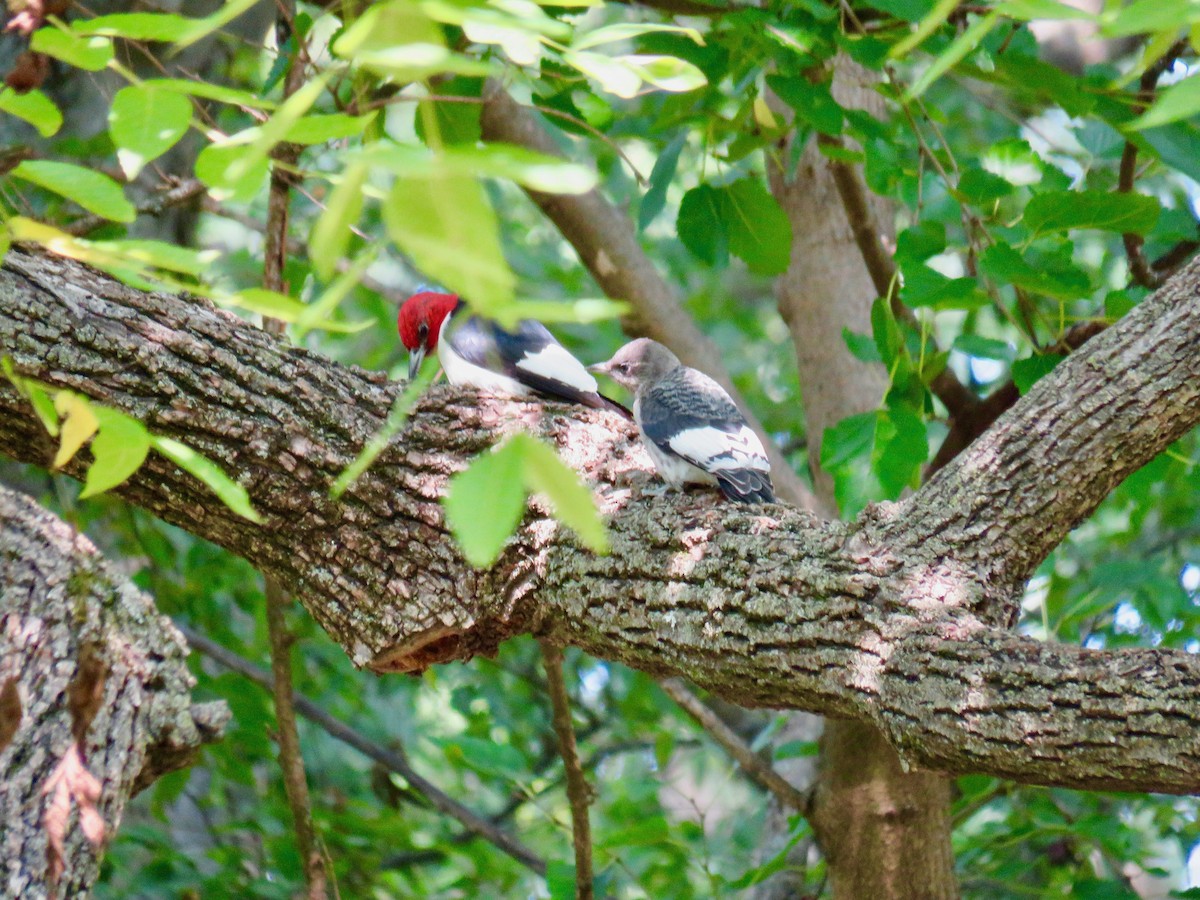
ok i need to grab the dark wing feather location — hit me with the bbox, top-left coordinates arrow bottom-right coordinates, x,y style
641,369 -> 775,504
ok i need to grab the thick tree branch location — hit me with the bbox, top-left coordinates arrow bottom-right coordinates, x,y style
0,486 -> 227,898
477,82 -> 817,512
2,249 -> 1200,793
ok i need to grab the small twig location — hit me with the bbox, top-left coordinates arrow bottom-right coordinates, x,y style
264,580 -> 329,899
540,643 -> 594,900
817,135 -> 978,419
178,624 -> 548,874
660,678 -> 811,814
64,178 -> 208,237
1120,39 -> 1191,290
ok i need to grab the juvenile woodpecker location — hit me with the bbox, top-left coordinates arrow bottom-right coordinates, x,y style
398,290 -> 626,414
590,338 -> 775,504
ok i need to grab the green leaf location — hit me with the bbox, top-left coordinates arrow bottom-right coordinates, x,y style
890,0 -> 964,58
220,73 -> 328,186
978,242 -> 1090,299
383,165 -> 515,317
677,184 -> 727,267
517,435 -> 608,555
52,392 -> 99,469
1011,354 -> 1065,394
72,12 -> 193,41
843,328 -> 882,364
901,264 -> 988,310
31,27 -> 114,70
720,178 -> 792,276
294,251 -> 377,340
444,145 -> 596,194
859,0 -> 934,22
194,142 -> 270,203
443,439 -> 529,568
639,131 -> 685,231
222,288 -> 309,321
89,240 -> 218,277
79,407 -> 150,498
952,334 -> 1016,362
1101,0 -> 1200,37
1128,74 -> 1200,130
1024,190 -> 1160,235
109,84 -> 193,179
309,162 -> 367,282
150,78 -> 276,110
0,88 -> 62,137
820,411 -> 877,470
619,55 -> 707,94
676,180 -> 790,274
904,11 -> 1000,100
9,161 -> 135,223
572,22 -> 703,51
766,75 -> 844,134
956,167 -> 1014,204
414,76 -> 483,146
546,861 -> 577,900
285,113 -> 372,145
150,435 -> 261,522
173,0 -> 261,50
996,0 -> 1094,21
873,405 -> 926,497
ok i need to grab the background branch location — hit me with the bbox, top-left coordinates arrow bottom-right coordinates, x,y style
541,643 -> 594,899
660,679 -> 811,814
178,625 -> 548,875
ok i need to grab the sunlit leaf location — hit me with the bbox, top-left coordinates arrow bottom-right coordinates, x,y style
0,88 -> 62,137
151,435 -> 261,522
10,161 -> 135,223
31,26 -> 113,70
383,165 -> 515,317
572,22 -> 703,51
443,438 -> 528,568
517,435 -> 608,555
52,392 -> 99,469
309,162 -> 367,282
80,406 -> 150,498
72,12 -> 193,41
1128,74 -> 1200,130
109,84 -> 193,179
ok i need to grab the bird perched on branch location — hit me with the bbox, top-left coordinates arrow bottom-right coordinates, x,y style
590,338 -> 775,504
398,290 -> 628,415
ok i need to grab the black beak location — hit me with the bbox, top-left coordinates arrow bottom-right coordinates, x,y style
408,346 -> 427,382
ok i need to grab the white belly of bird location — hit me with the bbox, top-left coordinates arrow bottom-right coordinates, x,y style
439,340 -> 530,396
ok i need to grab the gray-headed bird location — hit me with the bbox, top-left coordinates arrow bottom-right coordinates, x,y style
590,338 -> 775,504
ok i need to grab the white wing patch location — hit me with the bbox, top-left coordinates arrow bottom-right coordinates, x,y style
667,425 -> 770,473
513,344 -> 598,393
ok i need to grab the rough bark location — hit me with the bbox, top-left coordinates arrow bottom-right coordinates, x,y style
0,485 -> 228,899
768,56 -> 956,899
2,249 -> 1200,795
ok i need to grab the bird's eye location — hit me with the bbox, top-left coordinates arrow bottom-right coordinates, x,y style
417,323 -> 429,341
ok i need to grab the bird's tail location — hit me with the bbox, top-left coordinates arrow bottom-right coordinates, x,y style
715,470 -> 776,504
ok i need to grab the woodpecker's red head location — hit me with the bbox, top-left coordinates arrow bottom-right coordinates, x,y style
398,291 -> 459,381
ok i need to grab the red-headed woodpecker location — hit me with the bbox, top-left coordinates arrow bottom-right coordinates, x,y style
590,338 -> 775,504
398,291 -> 628,415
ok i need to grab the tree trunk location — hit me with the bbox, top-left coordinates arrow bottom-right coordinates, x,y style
767,56 -> 958,898
0,485 -> 228,899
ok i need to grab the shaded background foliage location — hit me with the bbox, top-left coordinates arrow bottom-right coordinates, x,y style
2,0 -> 1200,896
